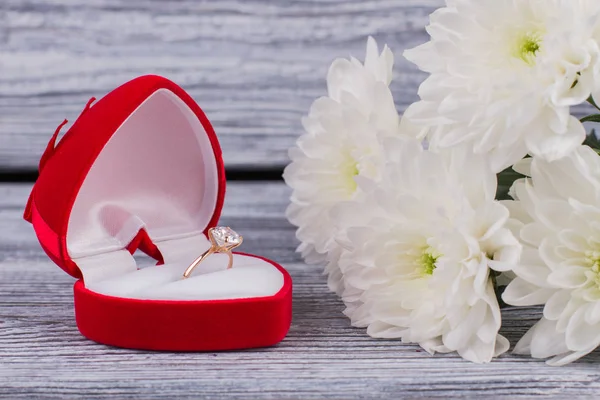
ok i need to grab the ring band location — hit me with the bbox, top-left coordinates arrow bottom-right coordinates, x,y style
182,226 -> 243,279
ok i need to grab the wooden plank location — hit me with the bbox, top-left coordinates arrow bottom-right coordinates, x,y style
0,0 -> 437,170
2,0 -> 593,171
0,182 -> 599,398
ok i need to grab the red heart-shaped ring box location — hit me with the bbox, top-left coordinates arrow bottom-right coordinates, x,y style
23,75 -> 292,351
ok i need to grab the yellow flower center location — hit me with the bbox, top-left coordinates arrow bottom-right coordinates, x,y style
339,151 -> 360,195
585,250 -> 600,287
514,31 -> 542,66
347,162 -> 360,192
419,248 -> 439,276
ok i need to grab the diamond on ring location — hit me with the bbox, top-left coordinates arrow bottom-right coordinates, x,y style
210,226 -> 242,249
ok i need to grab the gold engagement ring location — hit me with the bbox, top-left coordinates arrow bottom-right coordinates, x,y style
182,226 -> 243,279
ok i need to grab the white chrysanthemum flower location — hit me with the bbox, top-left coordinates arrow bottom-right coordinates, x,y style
332,136 -> 521,363
404,0 -> 600,172
502,146 -> 600,366
283,37 -> 402,293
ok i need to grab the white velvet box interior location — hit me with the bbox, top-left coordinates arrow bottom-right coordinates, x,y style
64,88 -> 284,301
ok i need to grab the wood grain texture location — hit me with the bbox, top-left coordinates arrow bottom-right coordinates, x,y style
0,0 -> 436,170
1,0 -> 593,171
1,182 -> 600,399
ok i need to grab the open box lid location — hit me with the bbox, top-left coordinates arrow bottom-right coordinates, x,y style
24,75 -> 227,280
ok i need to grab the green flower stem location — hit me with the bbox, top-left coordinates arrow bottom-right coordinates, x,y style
588,96 -> 600,112
580,114 -> 600,123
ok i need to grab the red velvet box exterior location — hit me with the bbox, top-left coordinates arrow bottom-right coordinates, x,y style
23,75 -> 292,351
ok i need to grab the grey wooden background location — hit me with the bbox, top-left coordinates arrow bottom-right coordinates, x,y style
1,0 -> 600,398
0,0 -> 440,171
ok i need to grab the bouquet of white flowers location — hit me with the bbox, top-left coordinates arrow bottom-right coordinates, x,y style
284,0 -> 600,365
